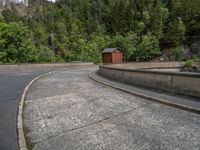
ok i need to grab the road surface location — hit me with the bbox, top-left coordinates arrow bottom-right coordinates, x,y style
0,68 -> 61,150
24,66 -> 200,150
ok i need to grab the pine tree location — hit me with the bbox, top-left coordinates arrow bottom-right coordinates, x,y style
151,0 -> 163,40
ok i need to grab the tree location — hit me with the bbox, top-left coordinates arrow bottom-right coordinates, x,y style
109,0 -> 133,34
2,8 -> 20,23
165,17 -> 186,46
132,35 -> 161,61
0,22 -> 36,63
33,23 -> 48,47
159,0 -> 185,47
151,0 -> 163,40
0,0 -> 199,63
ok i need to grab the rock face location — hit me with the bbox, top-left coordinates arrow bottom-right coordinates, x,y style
0,0 -> 55,16
180,66 -> 200,73
0,0 -> 28,16
0,0 -> 28,7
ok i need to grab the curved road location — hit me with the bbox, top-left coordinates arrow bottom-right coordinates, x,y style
0,68 -> 64,150
24,66 -> 200,150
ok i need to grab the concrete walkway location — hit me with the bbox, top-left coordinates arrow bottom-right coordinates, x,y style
24,66 -> 200,150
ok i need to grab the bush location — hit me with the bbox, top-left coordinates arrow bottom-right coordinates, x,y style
55,55 -> 64,63
109,34 -> 161,62
191,43 -> 198,54
0,22 -> 36,63
0,52 -> 7,63
185,59 -> 193,67
172,47 -> 184,61
109,33 -> 138,61
132,35 -> 161,61
67,35 -> 110,63
35,46 -> 54,62
182,59 -> 199,72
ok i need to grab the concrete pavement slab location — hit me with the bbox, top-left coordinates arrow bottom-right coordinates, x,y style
24,66 -> 200,150
32,103 -> 200,150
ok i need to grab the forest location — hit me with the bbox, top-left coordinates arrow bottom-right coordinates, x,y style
0,0 -> 200,63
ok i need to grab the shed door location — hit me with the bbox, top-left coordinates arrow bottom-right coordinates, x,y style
112,52 -> 122,63
103,53 -> 112,63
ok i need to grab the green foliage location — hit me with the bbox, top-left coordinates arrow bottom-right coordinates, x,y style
35,46 -> 54,62
66,34 -> 109,63
0,0 -> 199,63
109,33 -> 138,61
2,8 -> 21,23
191,43 -> 198,54
132,35 -> 161,61
172,47 -> 184,61
109,34 -> 161,62
185,59 -> 193,68
165,17 -> 186,47
0,52 -> 7,63
0,22 -> 36,63
183,59 -> 200,73
151,0 -> 163,40
33,24 -> 48,47
190,54 -> 200,62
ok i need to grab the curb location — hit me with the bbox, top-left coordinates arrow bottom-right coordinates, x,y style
17,69 -> 63,150
89,71 -> 200,114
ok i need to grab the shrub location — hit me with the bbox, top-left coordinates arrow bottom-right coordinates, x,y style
172,47 -> 184,61
36,46 -> 54,62
190,43 -> 198,54
109,33 -> 138,61
185,59 -> 193,68
55,55 -> 64,63
182,59 -> 199,72
0,52 -> 7,63
68,35 -> 110,63
0,22 -> 36,63
132,35 -> 161,61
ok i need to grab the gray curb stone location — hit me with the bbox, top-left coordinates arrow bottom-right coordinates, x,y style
17,70 -> 64,150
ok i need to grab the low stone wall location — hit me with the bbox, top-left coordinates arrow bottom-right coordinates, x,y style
195,62 -> 200,68
104,62 -> 185,69
99,62 -> 200,98
0,62 -> 93,70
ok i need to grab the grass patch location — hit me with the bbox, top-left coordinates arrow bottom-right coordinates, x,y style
23,125 -> 34,150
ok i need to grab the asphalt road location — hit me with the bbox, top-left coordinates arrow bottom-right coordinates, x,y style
0,68 -> 59,150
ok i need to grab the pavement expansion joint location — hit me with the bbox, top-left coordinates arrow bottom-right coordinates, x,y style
34,102 -> 152,144
22,67 -> 200,150
63,102 -> 152,133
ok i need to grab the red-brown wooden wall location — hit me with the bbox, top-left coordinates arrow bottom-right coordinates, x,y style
102,49 -> 122,64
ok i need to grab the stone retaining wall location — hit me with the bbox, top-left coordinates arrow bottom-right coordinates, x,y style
99,62 -> 200,98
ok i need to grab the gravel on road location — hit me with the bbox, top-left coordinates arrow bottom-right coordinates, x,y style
24,66 -> 200,150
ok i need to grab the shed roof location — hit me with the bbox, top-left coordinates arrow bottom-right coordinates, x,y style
102,48 -> 122,53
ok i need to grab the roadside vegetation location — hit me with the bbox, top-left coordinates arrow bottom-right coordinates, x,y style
181,59 -> 200,73
0,0 -> 200,63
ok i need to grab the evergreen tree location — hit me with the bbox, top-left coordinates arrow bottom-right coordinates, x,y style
0,0 -> 199,63
151,0 -> 163,40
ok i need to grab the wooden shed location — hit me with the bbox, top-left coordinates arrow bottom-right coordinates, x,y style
102,48 -> 123,64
